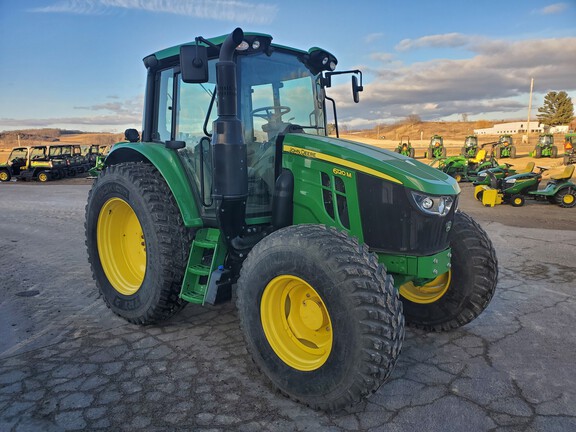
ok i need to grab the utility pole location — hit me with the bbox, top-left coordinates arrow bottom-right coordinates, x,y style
526,78 -> 534,145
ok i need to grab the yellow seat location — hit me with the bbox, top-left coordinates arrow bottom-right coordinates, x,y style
469,149 -> 486,164
550,164 -> 574,180
516,161 -> 535,174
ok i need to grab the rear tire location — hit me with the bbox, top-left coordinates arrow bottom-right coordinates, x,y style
85,162 -> 192,324
495,147 -> 501,159
551,146 -> 558,158
237,224 -> 404,411
399,211 -> 498,331
555,188 -> 576,208
510,146 -> 516,159
37,171 -> 49,182
535,147 -> 542,158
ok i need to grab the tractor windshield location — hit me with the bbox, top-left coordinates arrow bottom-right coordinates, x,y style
539,135 -> 553,145
8,148 -> 28,161
465,136 -> 477,147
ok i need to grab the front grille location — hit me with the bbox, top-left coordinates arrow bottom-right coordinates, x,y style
357,173 -> 456,255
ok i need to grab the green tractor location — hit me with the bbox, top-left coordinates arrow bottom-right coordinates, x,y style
461,135 -> 479,157
394,135 -> 415,158
494,134 -> 516,159
426,134 -> 446,159
564,133 -> 576,165
85,28 -> 498,411
533,133 -> 558,158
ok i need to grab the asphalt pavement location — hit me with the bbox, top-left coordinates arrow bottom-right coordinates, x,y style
0,181 -> 575,431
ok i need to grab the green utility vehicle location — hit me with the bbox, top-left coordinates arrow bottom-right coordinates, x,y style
85,28 -> 498,411
461,135 -> 479,157
426,134 -> 446,159
0,145 -> 66,182
533,133 -> 558,158
494,134 -> 516,159
394,135 -> 415,157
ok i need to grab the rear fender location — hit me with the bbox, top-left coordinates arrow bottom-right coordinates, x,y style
105,143 -> 203,228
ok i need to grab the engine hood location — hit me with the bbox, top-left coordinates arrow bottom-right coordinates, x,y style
283,134 -> 460,196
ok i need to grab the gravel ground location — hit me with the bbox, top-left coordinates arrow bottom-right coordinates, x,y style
0,179 -> 575,431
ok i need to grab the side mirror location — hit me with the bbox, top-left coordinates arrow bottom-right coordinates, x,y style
180,44 -> 208,83
352,75 -> 363,103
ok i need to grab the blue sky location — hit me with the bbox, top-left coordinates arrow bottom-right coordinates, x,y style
0,0 -> 575,132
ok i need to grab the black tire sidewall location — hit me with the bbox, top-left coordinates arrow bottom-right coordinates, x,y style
86,164 -> 178,321
237,225 -> 403,408
401,211 -> 497,329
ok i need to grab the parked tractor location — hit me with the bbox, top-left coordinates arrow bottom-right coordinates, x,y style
394,135 -> 415,158
85,28 -> 498,411
494,134 -> 516,159
532,133 -> 558,158
461,135 -> 479,158
426,134 -> 446,159
564,133 -> 576,165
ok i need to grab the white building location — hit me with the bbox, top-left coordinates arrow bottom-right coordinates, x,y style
474,121 -> 543,135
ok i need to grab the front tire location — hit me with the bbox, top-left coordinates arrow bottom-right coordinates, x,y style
0,169 -> 11,182
85,162 -> 192,324
237,224 -> 404,411
399,211 -> 498,331
510,194 -> 525,207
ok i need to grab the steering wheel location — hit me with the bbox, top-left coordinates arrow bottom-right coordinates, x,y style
251,106 -> 291,120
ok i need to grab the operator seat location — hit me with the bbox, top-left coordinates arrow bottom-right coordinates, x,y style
550,164 -> 575,181
469,149 -> 486,164
516,161 -> 535,174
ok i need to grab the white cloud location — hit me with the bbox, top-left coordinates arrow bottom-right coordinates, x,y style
370,52 -> 395,63
539,3 -> 568,14
0,95 -> 143,132
329,37 -> 576,127
364,32 -> 384,44
29,0 -> 279,25
395,33 -> 480,51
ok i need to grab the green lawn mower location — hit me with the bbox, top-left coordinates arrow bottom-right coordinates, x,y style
426,134 -> 446,159
394,135 -> 415,158
473,161 -> 535,186
475,164 -> 576,208
494,134 -> 516,159
461,135 -> 479,158
434,146 -> 497,182
532,133 -> 558,158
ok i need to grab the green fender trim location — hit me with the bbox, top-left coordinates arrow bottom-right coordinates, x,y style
105,142 -> 203,228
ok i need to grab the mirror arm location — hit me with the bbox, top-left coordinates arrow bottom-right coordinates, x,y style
325,95 -> 339,138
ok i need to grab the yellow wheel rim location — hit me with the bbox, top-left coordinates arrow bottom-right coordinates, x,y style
399,271 -> 451,304
97,198 -> 146,295
261,275 -> 333,371
514,197 -> 522,205
38,172 -> 48,182
0,171 -> 8,181
563,194 -> 575,205
455,174 -> 462,182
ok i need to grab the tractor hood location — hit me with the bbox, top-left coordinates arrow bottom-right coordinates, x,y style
283,134 -> 460,196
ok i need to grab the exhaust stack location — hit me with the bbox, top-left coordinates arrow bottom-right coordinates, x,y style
211,28 -> 247,244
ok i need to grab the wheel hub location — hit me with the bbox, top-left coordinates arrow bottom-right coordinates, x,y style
97,197 -> 146,295
261,275 -> 333,371
399,271 -> 451,304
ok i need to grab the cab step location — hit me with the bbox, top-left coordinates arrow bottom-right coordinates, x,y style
180,228 -> 226,305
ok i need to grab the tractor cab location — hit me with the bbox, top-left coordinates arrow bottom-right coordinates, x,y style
427,134 -> 446,159
462,135 -> 479,157
495,134 -> 516,159
534,133 -> 557,158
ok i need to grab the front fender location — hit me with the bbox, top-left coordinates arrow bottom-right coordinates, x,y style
105,142 -> 203,228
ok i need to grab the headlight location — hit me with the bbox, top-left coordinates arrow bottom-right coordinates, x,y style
411,191 -> 454,216
477,172 -> 487,179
